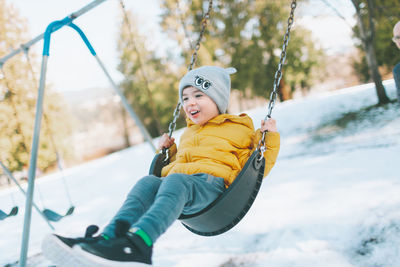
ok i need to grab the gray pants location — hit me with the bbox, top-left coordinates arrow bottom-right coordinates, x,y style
102,173 -> 226,242
394,62 -> 400,104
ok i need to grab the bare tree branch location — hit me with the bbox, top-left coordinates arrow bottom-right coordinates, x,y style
319,0 -> 354,29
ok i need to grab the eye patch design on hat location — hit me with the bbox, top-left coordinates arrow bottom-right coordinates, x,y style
194,76 -> 212,90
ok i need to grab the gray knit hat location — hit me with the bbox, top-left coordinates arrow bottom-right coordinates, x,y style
179,66 -> 237,113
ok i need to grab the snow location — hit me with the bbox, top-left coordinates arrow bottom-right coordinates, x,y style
1,80 -> 399,267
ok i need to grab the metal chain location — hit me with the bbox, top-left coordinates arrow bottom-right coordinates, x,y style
22,46 -> 74,204
257,0 -> 297,157
267,0 -> 296,120
0,61 -> 30,153
167,0 -> 213,140
168,102 -> 182,138
188,0 -> 213,71
119,0 -> 163,135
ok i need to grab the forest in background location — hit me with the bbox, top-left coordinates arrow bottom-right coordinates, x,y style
1,0 -> 399,182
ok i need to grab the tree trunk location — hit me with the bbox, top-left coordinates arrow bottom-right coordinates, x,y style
238,90 -> 244,112
279,78 -> 292,101
351,0 -> 390,104
120,106 -> 131,148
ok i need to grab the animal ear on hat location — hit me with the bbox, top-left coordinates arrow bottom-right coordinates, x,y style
224,67 -> 237,75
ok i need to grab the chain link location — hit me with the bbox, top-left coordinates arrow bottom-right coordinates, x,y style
168,102 -> 182,137
165,0 -> 296,162
257,0 -> 297,158
166,0 -> 213,141
266,0 -> 296,120
188,0 -> 213,71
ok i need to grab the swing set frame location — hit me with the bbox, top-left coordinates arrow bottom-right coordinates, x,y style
0,0 -> 157,265
0,0 -> 297,265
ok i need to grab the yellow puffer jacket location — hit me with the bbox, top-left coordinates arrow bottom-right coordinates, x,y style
161,113 -> 280,186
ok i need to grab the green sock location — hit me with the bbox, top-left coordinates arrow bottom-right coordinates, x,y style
130,227 -> 153,247
101,233 -> 110,240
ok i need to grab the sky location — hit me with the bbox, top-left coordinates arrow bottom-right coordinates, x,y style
9,0 -> 165,92
0,80 -> 399,266
299,0 -> 356,52
7,0 -> 357,93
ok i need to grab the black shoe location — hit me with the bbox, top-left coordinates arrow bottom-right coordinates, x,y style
76,221 -> 152,266
42,225 -> 104,267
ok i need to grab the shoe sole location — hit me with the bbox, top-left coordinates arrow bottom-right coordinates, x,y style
41,234 -> 89,267
73,245 -> 151,267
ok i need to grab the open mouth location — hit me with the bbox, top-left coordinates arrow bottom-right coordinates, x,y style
190,110 -> 200,116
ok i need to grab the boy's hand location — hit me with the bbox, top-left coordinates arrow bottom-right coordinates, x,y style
261,118 -> 277,133
158,133 -> 175,150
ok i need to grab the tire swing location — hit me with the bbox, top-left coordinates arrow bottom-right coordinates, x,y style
150,0 -> 297,236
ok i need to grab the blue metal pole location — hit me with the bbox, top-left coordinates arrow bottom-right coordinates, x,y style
18,18 -> 156,266
68,22 -> 156,152
0,0 -> 107,66
94,54 -> 157,152
18,19 -> 69,267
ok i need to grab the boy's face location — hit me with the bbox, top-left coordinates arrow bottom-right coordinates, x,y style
394,22 -> 400,49
182,86 -> 219,126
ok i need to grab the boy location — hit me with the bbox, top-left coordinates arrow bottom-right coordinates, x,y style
42,66 -> 280,266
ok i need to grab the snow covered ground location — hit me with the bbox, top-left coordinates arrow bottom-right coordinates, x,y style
1,80 -> 399,267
